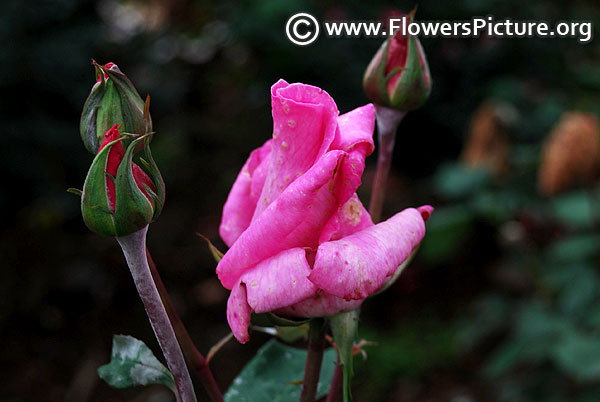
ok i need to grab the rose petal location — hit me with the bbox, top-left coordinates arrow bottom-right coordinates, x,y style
386,33 -> 409,94
226,281 -> 252,343
132,163 -> 157,205
217,150 -> 348,289
220,140 -> 272,247
253,80 -> 339,219
319,194 -> 374,243
325,104 -> 376,205
332,104 -> 375,158
309,207 -> 429,300
240,248 -> 317,313
275,291 -> 363,318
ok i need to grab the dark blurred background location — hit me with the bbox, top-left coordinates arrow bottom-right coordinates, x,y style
2,0 -> 600,401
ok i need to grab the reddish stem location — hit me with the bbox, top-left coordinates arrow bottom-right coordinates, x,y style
117,227 -> 197,402
299,319 -> 326,402
325,362 -> 343,402
368,105 -> 406,223
146,248 -> 224,402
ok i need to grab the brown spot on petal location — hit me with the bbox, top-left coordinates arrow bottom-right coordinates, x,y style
342,198 -> 363,225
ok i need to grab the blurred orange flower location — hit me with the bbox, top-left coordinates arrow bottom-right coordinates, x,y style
461,101 -> 515,177
539,112 -> 600,196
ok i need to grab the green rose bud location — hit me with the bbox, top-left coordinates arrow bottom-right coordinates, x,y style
80,61 -> 151,154
363,11 -> 431,112
81,124 -> 165,237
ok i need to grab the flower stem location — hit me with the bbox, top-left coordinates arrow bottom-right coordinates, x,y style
145,248 -> 225,402
368,105 -> 406,223
299,318 -> 326,402
116,226 -> 197,402
325,361 -> 343,402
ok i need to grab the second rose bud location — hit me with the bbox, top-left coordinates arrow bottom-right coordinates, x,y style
363,12 -> 431,112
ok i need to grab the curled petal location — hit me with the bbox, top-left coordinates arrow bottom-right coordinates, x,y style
220,140 -> 272,247
217,150 -> 347,289
253,80 -> 339,218
240,248 -> 317,313
309,207 -> 429,300
325,104 -> 376,206
332,104 -> 375,158
226,281 -> 252,344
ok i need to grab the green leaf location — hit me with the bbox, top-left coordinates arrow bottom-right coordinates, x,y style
224,339 -> 336,402
98,335 -> 176,394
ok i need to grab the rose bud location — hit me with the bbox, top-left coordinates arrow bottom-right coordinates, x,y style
363,11 -> 431,111
217,80 -> 432,343
80,61 -> 151,154
81,124 -> 165,237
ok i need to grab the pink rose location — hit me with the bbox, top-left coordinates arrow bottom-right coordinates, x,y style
217,80 -> 432,343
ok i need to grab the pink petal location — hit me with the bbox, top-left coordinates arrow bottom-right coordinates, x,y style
219,140 -> 272,247
332,104 -> 375,158
217,150 -> 348,289
319,194 -> 374,243
226,280 -> 252,343
275,291 -> 363,318
325,104 -> 375,205
252,80 -> 339,219
309,207 -> 429,300
240,248 -> 317,313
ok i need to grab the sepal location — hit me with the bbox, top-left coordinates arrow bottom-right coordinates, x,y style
81,134 -> 165,237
